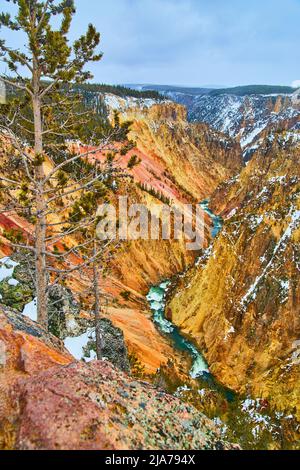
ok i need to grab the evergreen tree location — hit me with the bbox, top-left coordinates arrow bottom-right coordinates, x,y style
0,1 -> 130,330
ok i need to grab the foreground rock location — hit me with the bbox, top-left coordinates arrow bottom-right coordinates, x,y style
0,306 -> 238,450
11,361 -> 239,451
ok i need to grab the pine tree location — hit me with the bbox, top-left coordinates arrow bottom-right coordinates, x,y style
0,1 -> 130,331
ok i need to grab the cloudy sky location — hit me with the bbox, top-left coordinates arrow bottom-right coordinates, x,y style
1,0 -> 300,87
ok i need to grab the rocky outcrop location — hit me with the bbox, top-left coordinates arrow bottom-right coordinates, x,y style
0,304 -> 71,357
0,305 -> 73,449
48,284 -> 83,338
167,136 -> 300,428
0,254 -> 88,338
10,361 -> 238,451
0,305 -> 237,450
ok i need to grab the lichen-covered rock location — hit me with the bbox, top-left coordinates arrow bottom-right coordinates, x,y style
0,304 -> 238,451
0,305 -> 73,450
0,253 -> 89,340
0,279 -> 33,311
0,254 -> 34,311
10,361 -> 238,451
48,284 -> 84,339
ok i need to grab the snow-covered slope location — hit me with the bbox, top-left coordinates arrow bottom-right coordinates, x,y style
103,93 -> 167,113
167,136 -> 300,446
163,89 -> 300,159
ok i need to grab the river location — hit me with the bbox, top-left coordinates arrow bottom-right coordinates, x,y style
147,200 -> 228,388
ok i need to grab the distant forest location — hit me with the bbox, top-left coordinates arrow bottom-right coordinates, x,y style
123,83 -> 297,97
4,80 -> 164,101
71,83 -> 164,100
127,84 -> 212,96
209,85 -> 296,96
3,81 -> 164,125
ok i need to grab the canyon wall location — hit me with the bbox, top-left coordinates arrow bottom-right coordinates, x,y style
168,136 -> 300,419
157,88 -> 300,159
114,99 -> 243,200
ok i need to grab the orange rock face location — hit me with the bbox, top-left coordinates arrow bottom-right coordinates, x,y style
106,306 -> 179,372
124,102 -> 243,200
0,306 -> 73,449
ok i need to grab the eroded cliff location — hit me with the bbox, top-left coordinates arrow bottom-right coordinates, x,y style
168,135 -> 300,427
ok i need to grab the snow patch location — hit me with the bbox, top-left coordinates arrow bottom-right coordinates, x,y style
241,208 -> 300,309
240,125 -> 266,148
104,93 -> 162,112
22,298 -> 37,322
64,329 -> 96,362
0,257 -> 19,283
224,326 -> 235,342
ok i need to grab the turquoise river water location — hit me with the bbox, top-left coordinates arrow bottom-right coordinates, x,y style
147,200 -> 229,391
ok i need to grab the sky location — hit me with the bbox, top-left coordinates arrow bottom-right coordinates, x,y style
1,0 -> 300,87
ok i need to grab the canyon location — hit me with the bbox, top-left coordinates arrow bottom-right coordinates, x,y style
1,86 -> 300,449
0,97 -> 242,374
130,84 -> 300,161
167,132 -> 300,447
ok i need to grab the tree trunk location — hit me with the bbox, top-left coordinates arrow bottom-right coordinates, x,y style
32,69 -> 48,330
93,240 -> 103,360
